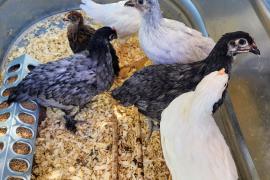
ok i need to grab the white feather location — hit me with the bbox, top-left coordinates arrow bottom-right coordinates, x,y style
160,71 -> 238,180
138,0 -> 215,64
80,0 -> 141,39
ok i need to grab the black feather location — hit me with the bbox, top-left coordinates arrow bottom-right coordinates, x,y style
66,12 -> 120,76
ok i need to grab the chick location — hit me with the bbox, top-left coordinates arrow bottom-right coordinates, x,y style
8,27 -> 119,133
80,0 -> 141,40
161,69 -> 238,180
125,0 -> 215,64
64,11 -> 95,53
112,31 -> 260,136
64,11 -> 120,76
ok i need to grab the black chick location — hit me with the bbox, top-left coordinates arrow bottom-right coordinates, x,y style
8,27 -> 119,133
112,31 -> 260,134
64,11 -> 120,76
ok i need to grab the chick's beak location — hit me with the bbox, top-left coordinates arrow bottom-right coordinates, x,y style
63,17 -> 69,22
124,0 -> 136,7
113,33 -> 118,40
249,43 -> 260,55
112,28 -> 118,39
218,68 -> 226,75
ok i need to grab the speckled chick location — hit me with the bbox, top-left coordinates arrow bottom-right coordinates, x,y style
64,11 -> 95,53
161,69 -> 238,180
125,0 -> 215,64
8,27 -> 119,132
112,31 -> 260,135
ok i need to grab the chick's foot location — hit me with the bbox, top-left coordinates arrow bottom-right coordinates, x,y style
64,115 -> 78,133
146,118 -> 160,142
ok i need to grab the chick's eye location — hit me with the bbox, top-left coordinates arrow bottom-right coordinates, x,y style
109,34 -> 115,40
138,0 -> 144,4
239,38 -> 247,46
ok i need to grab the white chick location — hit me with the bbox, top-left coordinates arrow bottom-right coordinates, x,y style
80,0 -> 141,39
125,0 -> 215,64
160,69 -> 238,180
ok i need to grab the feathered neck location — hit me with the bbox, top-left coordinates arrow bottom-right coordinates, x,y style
88,38 -> 119,76
203,43 -> 233,75
142,1 -> 163,29
68,20 -> 84,36
88,38 -> 109,57
78,18 -> 84,26
188,91 -> 222,122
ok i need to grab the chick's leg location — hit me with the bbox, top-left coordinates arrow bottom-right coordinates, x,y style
63,105 -> 91,133
146,118 -> 160,142
38,105 -> 47,122
63,106 -> 80,133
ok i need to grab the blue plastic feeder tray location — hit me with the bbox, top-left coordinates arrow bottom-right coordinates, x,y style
0,54 -> 40,180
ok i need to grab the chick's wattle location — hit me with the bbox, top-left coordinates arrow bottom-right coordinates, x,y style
8,27 -> 119,132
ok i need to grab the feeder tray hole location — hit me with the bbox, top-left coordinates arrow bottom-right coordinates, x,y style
18,113 -> 35,125
8,64 -> 20,73
13,141 -> 31,155
20,102 -> 37,111
0,112 -> 10,122
0,127 -> 7,136
6,75 -> 18,85
0,141 -> 4,152
16,127 -> 33,139
9,158 -> 29,173
7,177 -> 25,180
2,87 -> 15,97
0,102 -> 10,109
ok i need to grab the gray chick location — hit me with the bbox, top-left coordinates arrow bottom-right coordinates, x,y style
8,27 -> 119,133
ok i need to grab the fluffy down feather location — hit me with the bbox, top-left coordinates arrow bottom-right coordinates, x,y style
80,0 -> 141,39
125,0 -> 215,64
160,70 -> 238,180
64,11 -> 96,53
64,11 -> 120,76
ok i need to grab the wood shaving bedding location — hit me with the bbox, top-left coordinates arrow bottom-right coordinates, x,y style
1,12 -> 170,180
